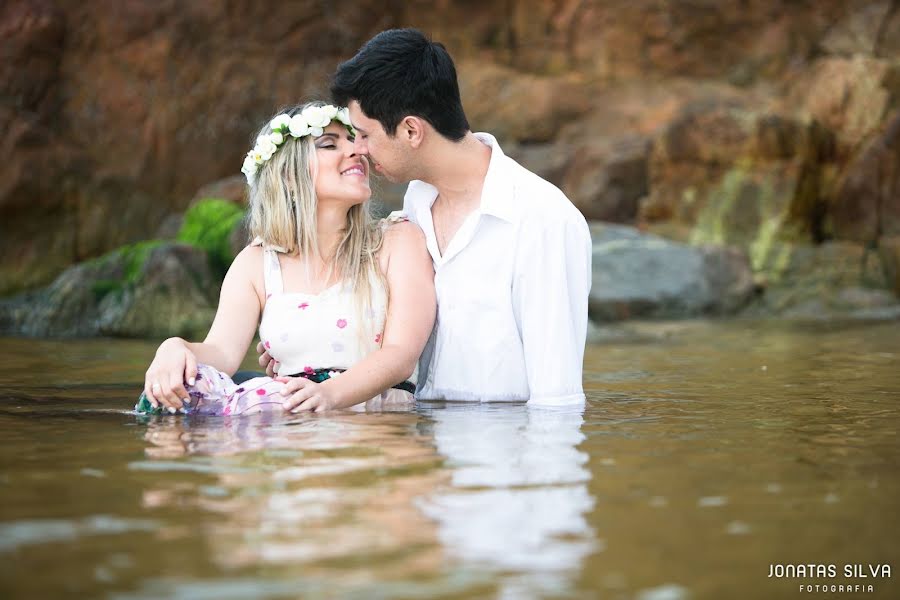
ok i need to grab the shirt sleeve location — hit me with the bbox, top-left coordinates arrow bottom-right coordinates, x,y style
513,209 -> 592,406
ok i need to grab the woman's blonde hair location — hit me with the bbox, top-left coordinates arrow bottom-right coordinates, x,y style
246,101 -> 386,337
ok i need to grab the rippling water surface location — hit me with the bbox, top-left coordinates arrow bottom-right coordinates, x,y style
0,320 -> 898,599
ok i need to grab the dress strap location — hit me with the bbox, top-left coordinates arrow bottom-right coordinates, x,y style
380,210 -> 409,230
251,237 -> 285,295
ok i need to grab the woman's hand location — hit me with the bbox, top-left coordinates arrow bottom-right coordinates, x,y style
144,338 -> 198,413
256,341 -> 280,377
277,376 -> 340,412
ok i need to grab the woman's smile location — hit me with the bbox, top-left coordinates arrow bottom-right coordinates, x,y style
340,163 -> 366,177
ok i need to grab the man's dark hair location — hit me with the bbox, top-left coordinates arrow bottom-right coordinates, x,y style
331,28 -> 470,141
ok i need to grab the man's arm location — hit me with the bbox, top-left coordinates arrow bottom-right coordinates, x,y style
512,210 -> 592,405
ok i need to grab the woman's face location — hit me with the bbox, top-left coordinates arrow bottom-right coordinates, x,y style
313,120 -> 370,206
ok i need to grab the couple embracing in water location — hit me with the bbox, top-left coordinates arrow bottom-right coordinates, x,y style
137,28 -> 591,416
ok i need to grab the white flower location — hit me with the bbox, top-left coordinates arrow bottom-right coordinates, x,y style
309,126 -> 324,137
269,114 -> 291,132
256,136 -> 277,160
241,158 -> 257,184
288,115 -> 309,138
251,149 -> 265,164
301,105 -> 331,128
322,104 -> 339,120
241,155 -> 256,173
270,131 -> 284,145
336,107 -> 352,127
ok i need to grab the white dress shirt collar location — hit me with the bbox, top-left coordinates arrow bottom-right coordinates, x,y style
405,132 -> 519,224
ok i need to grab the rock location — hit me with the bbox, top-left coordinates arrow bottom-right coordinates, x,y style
96,244 -> 219,338
786,56 -> 892,156
370,179 -> 407,214
0,242 -> 219,338
743,240 -> 900,318
192,176 -> 248,207
819,0 -> 892,56
228,217 -> 251,259
643,102 -> 830,270
176,198 -> 245,276
876,6 -> 900,59
586,319 -> 716,345
155,213 -> 184,239
0,0 -> 400,294
1,0 -> 896,311
831,110 -> 900,242
0,0 -> 65,114
0,0 -> 70,295
879,236 -> 900,297
589,222 -> 756,321
459,60 -> 590,143
562,136 -> 649,222
505,142 -> 571,188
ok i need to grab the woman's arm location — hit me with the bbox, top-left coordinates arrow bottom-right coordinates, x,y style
279,221 -> 436,411
144,245 -> 264,410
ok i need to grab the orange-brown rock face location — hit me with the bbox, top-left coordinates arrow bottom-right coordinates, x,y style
0,0 -> 398,294
1,0 -> 898,298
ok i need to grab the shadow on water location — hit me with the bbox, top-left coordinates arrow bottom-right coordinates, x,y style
0,320 -> 899,599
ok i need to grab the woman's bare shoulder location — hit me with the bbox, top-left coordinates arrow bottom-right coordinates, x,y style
382,219 -> 425,248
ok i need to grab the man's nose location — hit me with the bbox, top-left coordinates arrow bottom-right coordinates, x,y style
353,136 -> 368,156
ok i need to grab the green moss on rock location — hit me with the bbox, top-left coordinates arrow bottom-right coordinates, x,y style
177,198 -> 245,276
89,240 -> 166,301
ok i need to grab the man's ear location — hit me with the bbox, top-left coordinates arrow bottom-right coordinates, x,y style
401,116 -> 426,148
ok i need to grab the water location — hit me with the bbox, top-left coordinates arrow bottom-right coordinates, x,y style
0,320 -> 898,599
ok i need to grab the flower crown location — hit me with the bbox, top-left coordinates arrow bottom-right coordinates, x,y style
241,104 -> 355,185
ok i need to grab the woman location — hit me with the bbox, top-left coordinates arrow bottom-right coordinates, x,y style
137,102 -> 435,414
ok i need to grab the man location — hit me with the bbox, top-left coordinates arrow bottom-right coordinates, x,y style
261,28 -> 591,405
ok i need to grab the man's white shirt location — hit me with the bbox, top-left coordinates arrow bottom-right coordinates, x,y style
402,132 -> 592,406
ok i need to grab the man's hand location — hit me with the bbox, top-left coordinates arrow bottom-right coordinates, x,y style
144,338 -> 197,413
256,341 -> 279,377
277,376 -> 339,412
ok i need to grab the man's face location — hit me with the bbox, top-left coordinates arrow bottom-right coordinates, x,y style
347,101 -> 410,184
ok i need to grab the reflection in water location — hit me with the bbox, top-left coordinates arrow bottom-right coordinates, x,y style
3,321 -> 898,598
139,412 -> 448,582
418,403 -> 595,599
135,404 -> 596,598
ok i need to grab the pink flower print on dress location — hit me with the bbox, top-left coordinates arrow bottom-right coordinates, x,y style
298,302 -> 310,310
256,388 -> 267,396
264,340 -> 271,349
374,333 -> 382,344
336,318 -> 347,329
304,366 -> 315,375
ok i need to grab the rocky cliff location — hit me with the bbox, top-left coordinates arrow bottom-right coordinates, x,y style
2,0 -> 898,317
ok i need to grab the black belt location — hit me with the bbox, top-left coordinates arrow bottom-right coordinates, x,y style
287,368 -> 416,394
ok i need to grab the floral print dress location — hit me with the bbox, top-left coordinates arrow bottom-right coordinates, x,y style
135,214 -> 416,415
